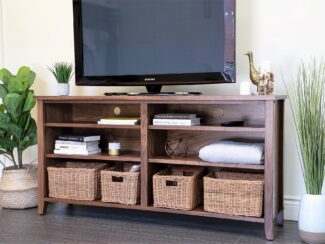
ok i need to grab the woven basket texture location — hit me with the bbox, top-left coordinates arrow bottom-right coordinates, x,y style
101,163 -> 140,205
47,162 -> 107,201
204,171 -> 264,217
153,166 -> 204,210
0,165 -> 38,209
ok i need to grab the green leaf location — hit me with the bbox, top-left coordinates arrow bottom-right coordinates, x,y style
0,104 -> 4,113
0,68 -> 12,86
8,76 -> 28,94
9,123 -> 22,140
0,137 -> 15,150
4,93 -> 22,117
0,84 -> 8,100
16,66 -> 36,89
23,91 -> 36,112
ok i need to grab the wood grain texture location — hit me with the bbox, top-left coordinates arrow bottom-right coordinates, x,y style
264,101 -> 275,240
35,95 -> 287,102
37,100 -> 47,214
36,95 -> 286,240
149,156 -> 265,170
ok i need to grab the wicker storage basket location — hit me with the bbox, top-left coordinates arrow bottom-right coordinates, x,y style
204,171 -> 264,217
153,167 -> 204,210
47,162 -> 107,201
101,163 -> 140,205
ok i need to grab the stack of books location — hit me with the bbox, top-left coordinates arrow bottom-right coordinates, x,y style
152,113 -> 201,126
98,117 -> 140,125
54,135 -> 101,155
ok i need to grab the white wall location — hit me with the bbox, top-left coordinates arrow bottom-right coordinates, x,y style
1,0 -> 325,220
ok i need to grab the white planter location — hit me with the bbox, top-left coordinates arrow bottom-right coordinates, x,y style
299,194 -> 325,244
57,83 -> 69,96
0,165 -> 38,209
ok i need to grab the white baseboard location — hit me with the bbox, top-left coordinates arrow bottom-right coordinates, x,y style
284,195 -> 300,221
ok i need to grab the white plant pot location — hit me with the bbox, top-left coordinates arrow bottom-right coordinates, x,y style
299,194 -> 325,244
57,83 -> 69,96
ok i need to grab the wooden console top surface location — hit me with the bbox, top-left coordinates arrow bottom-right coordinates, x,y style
35,95 -> 287,102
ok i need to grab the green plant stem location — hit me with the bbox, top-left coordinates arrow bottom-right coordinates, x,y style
0,159 -> 5,168
17,148 -> 23,169
10,151 -> 18,169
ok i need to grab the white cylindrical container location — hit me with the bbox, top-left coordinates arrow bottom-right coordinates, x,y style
108,142 -> 121,156
240,81 -> 251,95
299,194 -> 325,244
57,83 -> 70,96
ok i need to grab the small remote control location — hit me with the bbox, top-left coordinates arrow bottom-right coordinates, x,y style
220,121 -> 245,127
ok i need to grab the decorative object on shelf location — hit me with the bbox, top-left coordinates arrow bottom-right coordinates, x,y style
204,171 -> 264,217
101,163 -> 140,205
108,142 -> 121,156
285,59 -> 325,244
199,141 -> 264,165
0,66 -> 38,209
47,162 -> 108,200
54,135 -> 101,155
165,137 -> 188,158
239,81 -> 251,95
245,51 -> 274,95
49,62 -> 73,96
98,117 -> 140,125
153,167 -> 204,210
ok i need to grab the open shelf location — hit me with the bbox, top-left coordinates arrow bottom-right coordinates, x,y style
149,156 -> 265,170
46,151 -> 141,162
44,197 -> 264,223
149,125 -> 265,132
45,122 -> 140,130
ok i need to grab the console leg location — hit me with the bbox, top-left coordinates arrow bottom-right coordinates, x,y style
265,221 -> 275,241
38,201 -> 48,215
276,210 -> 284,226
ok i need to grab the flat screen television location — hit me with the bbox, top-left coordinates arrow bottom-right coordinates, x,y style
73,0 -> 236,93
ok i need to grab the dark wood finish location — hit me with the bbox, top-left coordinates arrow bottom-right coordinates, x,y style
44,197 -> 264,223
149,156 -> 265,170
264,101 -> 275,240
46,152 -> 141,162
37,100 -> 47,215
36,95 -> 285,240
45,123 -> 140,130
149,125 -> 265,132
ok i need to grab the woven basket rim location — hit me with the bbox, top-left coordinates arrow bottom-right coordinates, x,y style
0,166 -> 38,190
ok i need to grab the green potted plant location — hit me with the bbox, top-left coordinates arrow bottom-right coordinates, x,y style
286,60 -> 325,244
0,66 -> 38,209
49,62 -> 73,96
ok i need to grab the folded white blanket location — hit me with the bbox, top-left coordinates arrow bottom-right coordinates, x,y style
199,141 -> 264,165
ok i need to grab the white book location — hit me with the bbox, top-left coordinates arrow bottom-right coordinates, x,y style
55,144 -> 99,151
98,120 -> 139,125
54,149 -> 101,156
55,140 -> 99,146
153,118 -> 201,126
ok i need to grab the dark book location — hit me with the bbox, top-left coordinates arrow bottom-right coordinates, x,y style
154,113 -> 196,119
58,135 -> 101,142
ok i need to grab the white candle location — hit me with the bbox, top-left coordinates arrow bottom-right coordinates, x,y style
240,81 -> 251,95
108,142 -> 121,156
108,142 -> 121,150
261,60 -> 272,73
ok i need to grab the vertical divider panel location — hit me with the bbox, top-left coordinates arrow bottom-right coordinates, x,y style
264,101 -> 275,240
140,103 -> 149,207
37,100 -> 48,215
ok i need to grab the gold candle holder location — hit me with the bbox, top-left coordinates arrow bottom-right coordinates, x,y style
108,142 -> 121,156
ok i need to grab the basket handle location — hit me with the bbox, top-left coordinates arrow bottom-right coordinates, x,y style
112,176 -> 124,182
166,180 -> 178,186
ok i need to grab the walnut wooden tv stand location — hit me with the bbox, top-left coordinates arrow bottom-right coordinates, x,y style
36,95 -> 286,241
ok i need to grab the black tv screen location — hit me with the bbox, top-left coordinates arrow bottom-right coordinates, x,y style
73,0 -> 235,91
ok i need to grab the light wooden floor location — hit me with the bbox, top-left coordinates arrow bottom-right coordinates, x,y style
0,204 -> 301,244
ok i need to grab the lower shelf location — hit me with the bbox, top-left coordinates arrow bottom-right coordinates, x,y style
44,197 -> 264,223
